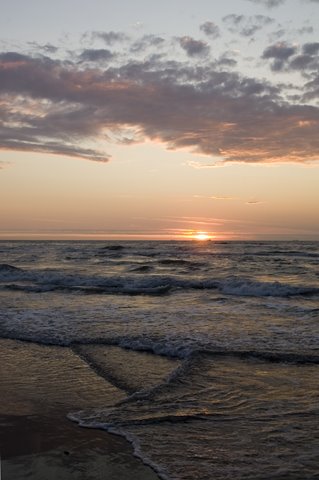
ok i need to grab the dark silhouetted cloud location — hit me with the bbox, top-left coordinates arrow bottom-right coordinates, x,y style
303,75 -> 319,100
262,41 -> 297,70
303,42 -> 319,55
262,42 -> 297,60
289,54 -> 317,70
79,49 -> 114,62
262,41 -> 319,74
199,22 -> 221,39
178,37 -> 210,57
92,31 -> 129,45
0,40 -> 318,165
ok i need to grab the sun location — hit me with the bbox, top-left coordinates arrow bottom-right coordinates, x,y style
193,232 -> 210,241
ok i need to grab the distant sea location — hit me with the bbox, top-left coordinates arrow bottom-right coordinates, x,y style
1,240 -> 319,479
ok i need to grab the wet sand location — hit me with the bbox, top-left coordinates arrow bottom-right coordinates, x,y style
0,338 -> 160,480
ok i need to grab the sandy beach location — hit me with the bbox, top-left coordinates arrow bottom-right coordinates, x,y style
0,338 -> 160,480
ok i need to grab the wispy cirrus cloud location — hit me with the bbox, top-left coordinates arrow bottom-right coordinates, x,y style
246,0 -> 319,6
194,195 -> 265,204
245,0 -> 285,8
0,160 -> 10,169
199,22 -> 221,39
223,14 -> 274,37
193,194 -> 237,200
246,199 -> 265,204
0,30 -> 318,165
130,35 -> 165,53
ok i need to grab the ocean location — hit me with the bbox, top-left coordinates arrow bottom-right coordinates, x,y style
0,240 -> 319,479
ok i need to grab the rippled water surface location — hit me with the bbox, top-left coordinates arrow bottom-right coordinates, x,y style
1,240 -> 318,479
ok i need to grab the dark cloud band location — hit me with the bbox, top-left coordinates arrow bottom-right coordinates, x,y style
0,34 -> 318,164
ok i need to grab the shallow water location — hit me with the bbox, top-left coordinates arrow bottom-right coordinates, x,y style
0,339 -> 160,480
0,240 -> 318,479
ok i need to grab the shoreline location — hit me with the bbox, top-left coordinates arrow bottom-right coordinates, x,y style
0,338 -> 160,480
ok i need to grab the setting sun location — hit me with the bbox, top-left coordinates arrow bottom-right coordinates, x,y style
194,232 -> 211,241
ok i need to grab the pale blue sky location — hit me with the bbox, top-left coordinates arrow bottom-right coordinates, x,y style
0,0 -> 315,38
1,0 -> 317,49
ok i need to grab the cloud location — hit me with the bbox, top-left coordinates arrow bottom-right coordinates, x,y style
78,49 -> 114,62
195,194 -> 264,204
0,137 -> 110,162
303,42 -> 319,55
303,75 -> 319,100
262,41 -> 319,75
262,41 -> 297,70
246,0 -> 285,7
92,31 -> 128,45
187,161 -> 219,169
0,161 -> 10,169
298,26 -> 314,35
28,42 -> 58,54
0,41 -> 318,165
130,35 -> 165,53
210,195 -> 235,200
216,53 -> 237,68
178,37 -> 210,57
223,14 -> 274,37
199,22 -> 221,39
246,199 -> 264,204
223,14 -> 245,29
262,42 -> 297,60
289,54 -> 317,71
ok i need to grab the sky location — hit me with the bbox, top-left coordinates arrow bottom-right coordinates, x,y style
0,0 -> 318,240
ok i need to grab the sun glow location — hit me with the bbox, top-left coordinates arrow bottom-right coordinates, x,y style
194,232 -> 211,241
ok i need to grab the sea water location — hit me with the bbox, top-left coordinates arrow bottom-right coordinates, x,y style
0,240 -> 318,479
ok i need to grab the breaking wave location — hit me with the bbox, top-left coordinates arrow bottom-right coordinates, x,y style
1,264 -> 318,298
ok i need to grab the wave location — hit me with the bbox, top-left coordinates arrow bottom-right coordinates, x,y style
1,266 -> 318,298
217,278 -> 319,297
99,244 -> 125,251
239,250 -> 319,259
129,265 -> 154,273
1,332 -> 319,365
0,263 -> 23,273
2,281 -> 172,295
157,258 -> 204,267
